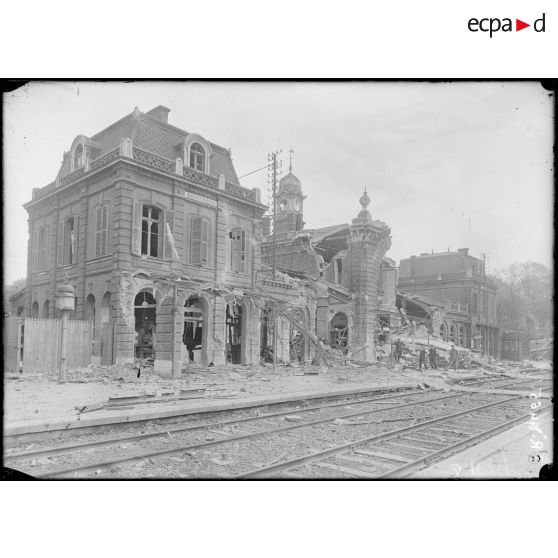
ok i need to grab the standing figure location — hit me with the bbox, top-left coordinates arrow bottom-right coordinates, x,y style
418,346 -> 427,370
394,338 -> 404,363
449,344 -> 458,370
428,346 -> 438,369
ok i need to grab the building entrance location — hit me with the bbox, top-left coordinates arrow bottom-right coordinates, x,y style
183,297 -> 204,364
226,302 -> 243,364
134,290 -> 157,359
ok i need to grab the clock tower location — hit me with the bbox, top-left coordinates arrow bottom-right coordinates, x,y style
275,160 -> 305,236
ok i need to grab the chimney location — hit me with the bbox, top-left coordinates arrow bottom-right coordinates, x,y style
146,105 -> 171,124
457,248 -> 469,256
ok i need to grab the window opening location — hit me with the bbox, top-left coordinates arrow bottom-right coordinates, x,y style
134,291 -> 157,359
191,217 -> 209,266
260,305 -> 274,362
226,302 -> 242,364
141,206 -> 160,257
189,142 -> 206,171
329,312 -> 348,351
183,297 -> 204,364
63,217 -> 77,265
74,144 -> 84,168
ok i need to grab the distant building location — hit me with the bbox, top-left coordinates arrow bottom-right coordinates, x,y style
499,314 -> 552,361
398,248 -> 499,357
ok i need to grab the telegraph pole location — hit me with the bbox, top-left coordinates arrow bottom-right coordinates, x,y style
267,150 -> 282,371
481,252 -> 489,357
268,150 -> 282,281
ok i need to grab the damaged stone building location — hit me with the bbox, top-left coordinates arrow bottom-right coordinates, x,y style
397,249 -> 499,357
23,105 -> 315,377
260,170 -> 397,363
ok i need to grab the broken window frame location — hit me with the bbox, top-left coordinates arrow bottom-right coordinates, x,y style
58,216 -> 78,266
134,290 -> 157,359
141,205 -> 161,258
226,302 -> 243,364
329,312 -> 349,349
229,226 -> 248,273
183,297 -> 204,362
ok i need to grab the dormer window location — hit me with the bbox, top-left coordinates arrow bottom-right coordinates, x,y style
189,142 -> 205,171
74,144 -> 84,169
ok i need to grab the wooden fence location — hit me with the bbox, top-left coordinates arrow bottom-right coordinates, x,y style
21,318 -> 92,373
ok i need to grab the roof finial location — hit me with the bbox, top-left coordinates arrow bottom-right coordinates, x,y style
288,146 -> 295,173
359,188 -> 371,210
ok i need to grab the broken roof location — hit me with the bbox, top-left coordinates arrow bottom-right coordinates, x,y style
303,223 -> 350,263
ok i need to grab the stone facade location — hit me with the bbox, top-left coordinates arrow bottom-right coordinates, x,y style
23,105 -> 313,377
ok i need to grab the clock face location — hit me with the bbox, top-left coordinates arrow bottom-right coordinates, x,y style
294,200 -> 300,211
279,200 -> 287,211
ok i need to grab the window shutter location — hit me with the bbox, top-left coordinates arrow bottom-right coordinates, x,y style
44,225 -> 50,270
95,206 -> 102,257
102,205 -> 109,255
57,222 -> 64,267
158,209 -> 165,258
240,230 -> 247,273
230,226 -> 241,272
164,209 -> 175,260
132,201 -> 142,255
200,218 -> 209,266
31,228 -> 39,272
72,215 -> 79,264
191,216 -> 202,265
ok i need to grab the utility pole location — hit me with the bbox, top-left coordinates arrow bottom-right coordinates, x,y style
267,150 -> 282,281
481,252 -> 489,357
267,150 -> 282,372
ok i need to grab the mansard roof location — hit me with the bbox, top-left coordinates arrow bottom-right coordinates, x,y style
56,107 -> 240,185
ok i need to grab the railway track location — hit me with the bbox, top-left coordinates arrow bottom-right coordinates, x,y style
4,374 -> 552,478
237,396 -> 552,478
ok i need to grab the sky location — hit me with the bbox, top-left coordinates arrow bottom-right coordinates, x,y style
3,81 -> 554,284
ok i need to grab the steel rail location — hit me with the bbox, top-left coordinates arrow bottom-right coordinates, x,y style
378,405 -> 553,478
6,387 -> 427,462
35,391 -> 478,478
7,376 -> 543,465
235,395 -> 522,478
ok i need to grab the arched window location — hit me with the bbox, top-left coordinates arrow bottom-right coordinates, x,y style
189,142 -> 206,172
449,324 -> 457,343
43,300 -> 50,319
134,290 -> 157,359
100,292 -> 111,324
31,301 -> 39,318
74,144 -> 84,169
